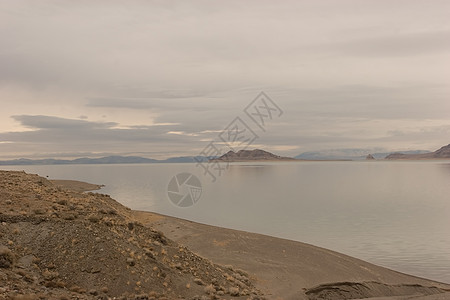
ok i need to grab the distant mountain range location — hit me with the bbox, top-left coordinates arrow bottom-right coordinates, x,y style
0,155 -> 215,165
1,144 -> 448,165
385,144 -> 450,160
295,149 -> 431,161
211,149 -> 296,162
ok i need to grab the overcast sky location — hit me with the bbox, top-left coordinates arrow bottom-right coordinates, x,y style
1,0 -> 449,159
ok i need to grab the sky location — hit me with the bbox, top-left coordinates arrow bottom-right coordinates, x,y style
0,0 -> 449,159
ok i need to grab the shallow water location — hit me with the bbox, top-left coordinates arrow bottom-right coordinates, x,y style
4,161 -> 450,283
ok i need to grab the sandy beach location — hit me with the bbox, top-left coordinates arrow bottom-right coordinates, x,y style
1,171 -> 449,299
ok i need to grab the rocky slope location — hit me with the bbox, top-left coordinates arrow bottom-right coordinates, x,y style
385,144 -> 450,159
211,149 -> 295,162
0,170 -> 263,299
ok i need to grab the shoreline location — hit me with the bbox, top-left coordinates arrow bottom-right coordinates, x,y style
51,179 -> 450,298
133,210 -> 450,299
50,179 -> 104,193
134,211 -> 448,283
2,173 -> 450,299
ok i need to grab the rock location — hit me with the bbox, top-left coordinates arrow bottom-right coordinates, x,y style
33,208 -> 45,215
229,287 -> 240,296
88,289 -> 98,295
87,214 -> 102,223
194,278 -> 205,285
61,212 -> 76,220
204,284 -> 216,295
16,255 -> 36,269
126,258 -> 135,266
0,246 -> 14,268
366,154 -> 375,160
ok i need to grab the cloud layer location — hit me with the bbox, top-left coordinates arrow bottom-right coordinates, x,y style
1,1 -> 449,159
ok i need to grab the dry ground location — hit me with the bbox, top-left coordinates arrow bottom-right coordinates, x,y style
0,170 -> 263,300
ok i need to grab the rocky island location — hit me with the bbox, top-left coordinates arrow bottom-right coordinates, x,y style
366,154 -> 376,160
385,144 -> 450,160
211,149 -> 297,162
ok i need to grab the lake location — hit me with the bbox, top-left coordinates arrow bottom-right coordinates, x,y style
3,161 -> 450,283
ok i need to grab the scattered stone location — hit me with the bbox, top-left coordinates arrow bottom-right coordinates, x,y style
127,258 -> 135,266
32,208 -> 45,215
194,278 -> 205,286
56,199 -> 67,205
0,245 -> 14,268
61,212 -> 76,220
144,248 -> 155,259
229,287 -> 240,296
204,284 -> 216,295
87,214 -> 101,223
88,289 -> 98,296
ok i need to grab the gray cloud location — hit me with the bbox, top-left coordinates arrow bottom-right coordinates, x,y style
86,96 -> 232,112
87,98 -> 160,110
313,30 -> 450,57
1,115 -> 208,158
0,1 -> 449,158
12,115 -> 118,130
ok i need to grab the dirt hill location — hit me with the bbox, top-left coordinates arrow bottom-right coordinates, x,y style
0,170 -> 263,299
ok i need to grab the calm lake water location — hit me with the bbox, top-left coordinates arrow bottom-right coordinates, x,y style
3,161 -> 450,283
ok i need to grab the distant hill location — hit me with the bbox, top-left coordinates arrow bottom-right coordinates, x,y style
211,149 -> 296,162
295,149 -> 430,161
0,155 -> 215,165
385,144 -> 450,160
3,145 -> 446,165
